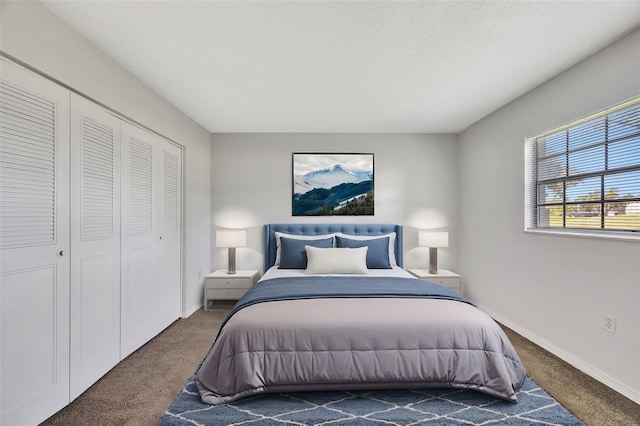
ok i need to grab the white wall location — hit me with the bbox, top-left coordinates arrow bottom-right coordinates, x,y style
1,1 -> 212,316
210,133 -> 459,273
459,28 -> 640,403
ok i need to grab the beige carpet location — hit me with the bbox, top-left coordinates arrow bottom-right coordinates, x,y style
42,306 -> 639,426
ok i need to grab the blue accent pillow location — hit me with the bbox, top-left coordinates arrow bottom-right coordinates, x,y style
279,237 -> 334,269
335,236 -> 391,269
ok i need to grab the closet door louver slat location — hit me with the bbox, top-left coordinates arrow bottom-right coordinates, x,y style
162,150 -> 180,232
80,115 -> 115,241
0,80 -> 56,248
128,137 -> 153,235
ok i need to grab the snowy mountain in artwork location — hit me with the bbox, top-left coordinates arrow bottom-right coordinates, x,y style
294,164 -> 372,194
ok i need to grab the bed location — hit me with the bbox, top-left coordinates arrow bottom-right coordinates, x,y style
196,224 -> 526,405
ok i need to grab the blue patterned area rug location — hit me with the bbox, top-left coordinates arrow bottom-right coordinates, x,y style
159,376 -> 583,425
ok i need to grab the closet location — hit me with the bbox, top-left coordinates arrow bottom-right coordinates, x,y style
120,121 -> 182,359
0,58 -> 183,425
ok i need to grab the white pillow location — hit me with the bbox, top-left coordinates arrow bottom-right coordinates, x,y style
274,232 -> 336,266
305,246 -> 368,274
334,232 -> 397,266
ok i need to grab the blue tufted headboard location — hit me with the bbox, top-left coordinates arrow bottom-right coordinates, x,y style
264,224 -> 403,271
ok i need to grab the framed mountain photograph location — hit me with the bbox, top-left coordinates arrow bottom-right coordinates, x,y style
292,153 -> 374,216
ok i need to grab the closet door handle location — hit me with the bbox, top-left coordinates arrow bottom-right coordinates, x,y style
57,250 -> 65,257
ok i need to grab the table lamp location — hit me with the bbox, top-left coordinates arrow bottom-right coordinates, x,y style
419,231 -> 448,274
216,229 -> 246,274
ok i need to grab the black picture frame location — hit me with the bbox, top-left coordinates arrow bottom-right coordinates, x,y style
292,153 -> 374,216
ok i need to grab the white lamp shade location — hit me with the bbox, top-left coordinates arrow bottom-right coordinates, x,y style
216,229 -> 246,248
419,231 -> 448,248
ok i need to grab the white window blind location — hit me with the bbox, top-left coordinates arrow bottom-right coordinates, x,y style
525,98 -> 640,235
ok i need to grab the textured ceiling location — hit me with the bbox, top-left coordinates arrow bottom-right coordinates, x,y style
43,1 -> 640,134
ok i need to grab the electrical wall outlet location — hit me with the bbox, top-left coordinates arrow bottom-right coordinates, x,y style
604,315 -> 617,334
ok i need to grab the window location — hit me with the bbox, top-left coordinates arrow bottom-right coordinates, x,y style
525,98 -> 640,238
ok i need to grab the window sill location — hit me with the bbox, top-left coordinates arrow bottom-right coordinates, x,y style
524,228 -> 640,242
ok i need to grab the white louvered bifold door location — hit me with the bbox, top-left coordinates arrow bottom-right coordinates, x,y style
157,141 -> 182,329
0,59 -> 71,426
120,122 -> 160,359
69,94 -> 121,400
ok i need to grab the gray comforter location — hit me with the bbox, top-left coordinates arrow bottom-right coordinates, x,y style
196,277 -> 526,404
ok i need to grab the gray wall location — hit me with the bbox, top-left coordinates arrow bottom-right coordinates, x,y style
1,1 -> 212,316
459,28 -> 640,403
210,133 -> 459,273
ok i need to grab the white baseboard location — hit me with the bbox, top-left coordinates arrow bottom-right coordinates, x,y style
182,303 -> 203,318
478,304 -> 640,405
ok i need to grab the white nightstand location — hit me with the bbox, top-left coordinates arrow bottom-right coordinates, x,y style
408,269 -> 462,296
204,270 -> 259,311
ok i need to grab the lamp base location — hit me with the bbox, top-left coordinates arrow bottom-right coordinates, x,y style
227,247 -> 237,274
428,247 -> 438,274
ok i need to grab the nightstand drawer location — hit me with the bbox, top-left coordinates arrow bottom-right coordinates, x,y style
408,269 -> 463,296
206,288 -> 247,300
442,285 -> 462,296
207,277 -> 254,289
428,277 -> 460,289
430,278 -> 461,295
